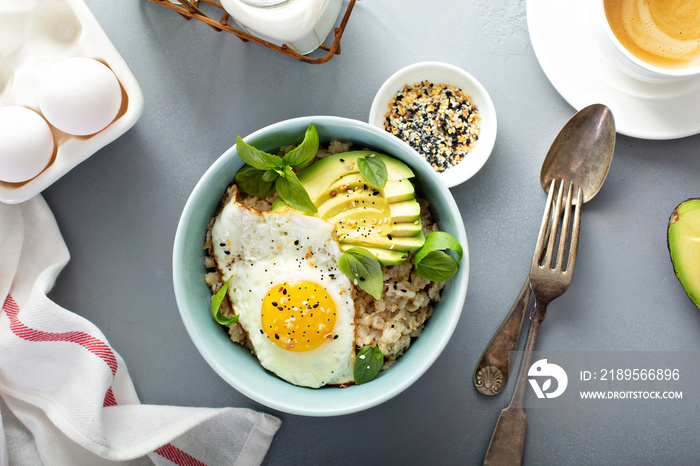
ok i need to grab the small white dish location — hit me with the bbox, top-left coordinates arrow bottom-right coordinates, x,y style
369,61 -> 497,188
527,0 -> 700,140
0,0 -> 144,204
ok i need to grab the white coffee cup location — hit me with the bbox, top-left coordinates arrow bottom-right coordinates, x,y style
592,0 -> 700,83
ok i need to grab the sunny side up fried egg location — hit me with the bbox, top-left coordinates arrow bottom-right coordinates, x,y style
210,191 -> 356,388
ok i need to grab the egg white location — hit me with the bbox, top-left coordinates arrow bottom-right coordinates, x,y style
211,196 -> 356,388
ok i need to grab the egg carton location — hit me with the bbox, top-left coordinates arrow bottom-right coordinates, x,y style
0,0 -> 144,204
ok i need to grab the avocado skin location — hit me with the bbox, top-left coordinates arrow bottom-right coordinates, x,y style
668,198 -> 700,310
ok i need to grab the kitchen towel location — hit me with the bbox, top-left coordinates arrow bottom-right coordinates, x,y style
0,196 -> 281,465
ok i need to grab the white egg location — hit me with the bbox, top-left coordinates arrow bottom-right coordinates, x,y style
0,106 -> 54,183
211,196 -> 356,388
38,57 -> 122,136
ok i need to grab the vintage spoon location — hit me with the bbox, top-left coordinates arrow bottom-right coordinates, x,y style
473,104 -> 615,396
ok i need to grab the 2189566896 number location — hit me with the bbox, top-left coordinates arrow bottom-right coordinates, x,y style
600,368 -> 680,381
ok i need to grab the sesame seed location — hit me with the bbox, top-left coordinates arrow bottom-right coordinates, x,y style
384,80 -> 481,172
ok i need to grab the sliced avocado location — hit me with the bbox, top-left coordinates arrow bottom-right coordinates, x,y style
316,189 -> 385,219
327,210 -> 393,243
389,221 -> 423,237
269,150 -> 423,264
297,151 -> 414,201
668,199 -> 700,309
385,179 -> 416,203
311,173 -> 370,206
326,207 -> 390,228
340,231 -> 426,252
315,177 -> 414,206
339,243 -> 409,266
390,201 -> 422,223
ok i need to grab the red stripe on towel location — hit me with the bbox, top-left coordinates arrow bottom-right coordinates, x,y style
3,295 -> 206,466
103,387 -> 117,407
154,443 -> 208,466
2,295 -> 118,376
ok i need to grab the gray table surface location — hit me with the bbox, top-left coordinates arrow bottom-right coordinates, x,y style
44,0 -> 700,464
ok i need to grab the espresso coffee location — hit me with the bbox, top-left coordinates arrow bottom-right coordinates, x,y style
604,0 -> 700,69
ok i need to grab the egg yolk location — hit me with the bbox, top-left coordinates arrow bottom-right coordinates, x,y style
260,280 -> 338,352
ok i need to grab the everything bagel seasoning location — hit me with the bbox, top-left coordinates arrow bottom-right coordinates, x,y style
383,81 -> 481,172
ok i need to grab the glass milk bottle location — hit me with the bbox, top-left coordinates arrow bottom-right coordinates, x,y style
220,0 -> 343,55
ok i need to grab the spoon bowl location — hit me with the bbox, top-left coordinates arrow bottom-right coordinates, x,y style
541,103 -> 615,203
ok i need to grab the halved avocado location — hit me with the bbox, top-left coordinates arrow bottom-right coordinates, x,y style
668,199 -> 700,309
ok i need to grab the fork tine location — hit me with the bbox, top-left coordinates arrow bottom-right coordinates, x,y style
555,181 -> 574,271
535,179 -> 557,266
566,186 -> 583,273
543,179 -> 565,269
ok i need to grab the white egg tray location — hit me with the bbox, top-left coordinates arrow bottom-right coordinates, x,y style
0,0 -> 144,204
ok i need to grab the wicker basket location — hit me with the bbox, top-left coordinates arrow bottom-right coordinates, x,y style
145,0 -> 356,64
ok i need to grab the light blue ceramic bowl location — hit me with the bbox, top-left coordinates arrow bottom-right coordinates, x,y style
172,116 -> 469,416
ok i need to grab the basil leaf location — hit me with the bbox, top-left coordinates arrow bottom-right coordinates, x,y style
211,277 -> 239,325
236,137 -> 284,171
234,165 -> 275,197
414,231 -> 463,264
357,154 -> 387,189
261,168 -> 280,182
413,231 -> 463,281
354,345 -> 383,385
282,123 -> 319,169
338,247 -> 383,299
275,166 -> 317,213
414,250 -> 459,282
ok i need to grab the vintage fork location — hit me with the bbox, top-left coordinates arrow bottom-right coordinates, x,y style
483,178 -> 582,466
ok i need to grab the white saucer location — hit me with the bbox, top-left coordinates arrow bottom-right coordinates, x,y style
526,0 -> 700,140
